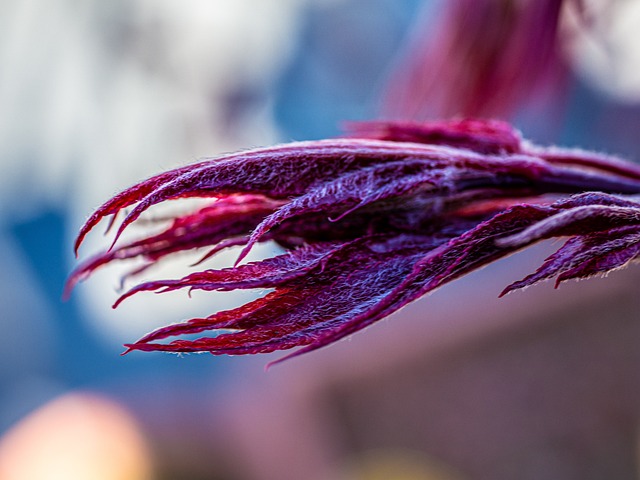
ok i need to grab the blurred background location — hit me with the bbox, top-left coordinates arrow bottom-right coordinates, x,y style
1,0 -> 640,478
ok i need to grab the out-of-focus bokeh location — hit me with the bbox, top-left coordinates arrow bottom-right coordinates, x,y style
2,0 -> 640,478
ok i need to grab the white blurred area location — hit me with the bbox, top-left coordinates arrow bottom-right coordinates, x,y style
0,0 -> 342,343
563,0 -> 640,102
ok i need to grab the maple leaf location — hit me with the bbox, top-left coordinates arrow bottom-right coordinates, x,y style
68,120 -> 640,363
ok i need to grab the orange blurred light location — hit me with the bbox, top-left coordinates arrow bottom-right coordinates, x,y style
0,392 -> 153,480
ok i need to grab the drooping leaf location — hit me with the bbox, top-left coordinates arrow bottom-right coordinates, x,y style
68,120 -> 640,362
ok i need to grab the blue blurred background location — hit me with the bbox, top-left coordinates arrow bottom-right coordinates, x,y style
2,0 -> 640,478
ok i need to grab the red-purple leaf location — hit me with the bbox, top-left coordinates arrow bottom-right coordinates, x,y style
345,119 -> 522,154
67,120 -> 640,363
381,0 -> 570,119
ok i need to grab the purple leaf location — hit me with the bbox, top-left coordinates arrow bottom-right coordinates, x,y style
345,119 -> 522,154
67,120 -> 640,362
381,0 -> 572,119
